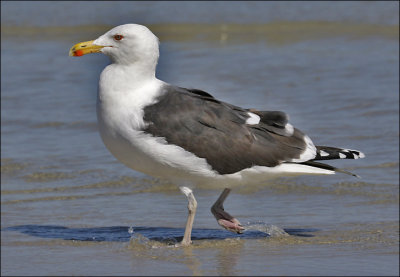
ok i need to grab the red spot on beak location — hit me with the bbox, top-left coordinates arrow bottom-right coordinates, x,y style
75,50 -> 84,56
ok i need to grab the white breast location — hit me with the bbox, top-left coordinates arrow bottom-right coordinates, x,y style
96,66 -> 217,183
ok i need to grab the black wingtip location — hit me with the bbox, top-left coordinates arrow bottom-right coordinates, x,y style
299,161 -> 361,178
335,168 -> 361,178
314,146 -> 366,161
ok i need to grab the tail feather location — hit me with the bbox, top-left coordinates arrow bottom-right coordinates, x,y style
314,146 -> 365,161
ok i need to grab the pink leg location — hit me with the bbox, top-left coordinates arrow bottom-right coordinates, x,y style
211,188 -> 245,234
179,186 -> 197,246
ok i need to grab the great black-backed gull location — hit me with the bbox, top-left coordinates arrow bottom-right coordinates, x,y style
69,24 -> 365,246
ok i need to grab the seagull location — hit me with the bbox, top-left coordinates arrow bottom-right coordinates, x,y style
69,24 -> 365,246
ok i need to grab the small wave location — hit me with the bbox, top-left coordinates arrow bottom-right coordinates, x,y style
347,162 -> 399,169
31,121 -> 98,131
2,176 -> 140,195
2,22 -> 398,44
1,158 -> 29,175
22,171 -> 75,183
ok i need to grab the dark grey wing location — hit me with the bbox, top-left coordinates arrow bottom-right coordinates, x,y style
247,109 -> 294,136
143,85 -> 311,175
248,110 -> 288,127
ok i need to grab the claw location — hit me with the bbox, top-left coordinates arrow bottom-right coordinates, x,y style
217,218 -> 245,234
211,188 -> 245,234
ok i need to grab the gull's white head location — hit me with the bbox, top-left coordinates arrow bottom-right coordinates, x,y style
69,24 -> 160,67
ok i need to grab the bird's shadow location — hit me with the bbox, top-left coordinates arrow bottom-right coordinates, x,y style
2,225 -> 317,242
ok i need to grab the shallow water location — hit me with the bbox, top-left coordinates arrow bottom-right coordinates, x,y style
1,1 -> 399,276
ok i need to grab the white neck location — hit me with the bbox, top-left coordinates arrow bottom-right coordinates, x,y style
97,63 -> 165,130
100,63 -> 157,92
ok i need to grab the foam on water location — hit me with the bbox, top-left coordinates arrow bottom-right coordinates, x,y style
242,221 -> 289,237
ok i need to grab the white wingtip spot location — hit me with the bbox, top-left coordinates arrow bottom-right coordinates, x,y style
285,123 -> 294,136
345,149 -> 365,159
179,186 -> 193,197
246,112 -> 260,125
339,153 -> 346,159
320,150 -> 329,157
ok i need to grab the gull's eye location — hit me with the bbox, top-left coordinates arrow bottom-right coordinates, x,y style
113,34 -> 124,41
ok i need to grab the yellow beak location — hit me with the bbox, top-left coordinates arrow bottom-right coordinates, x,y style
69,40 -> 104,57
